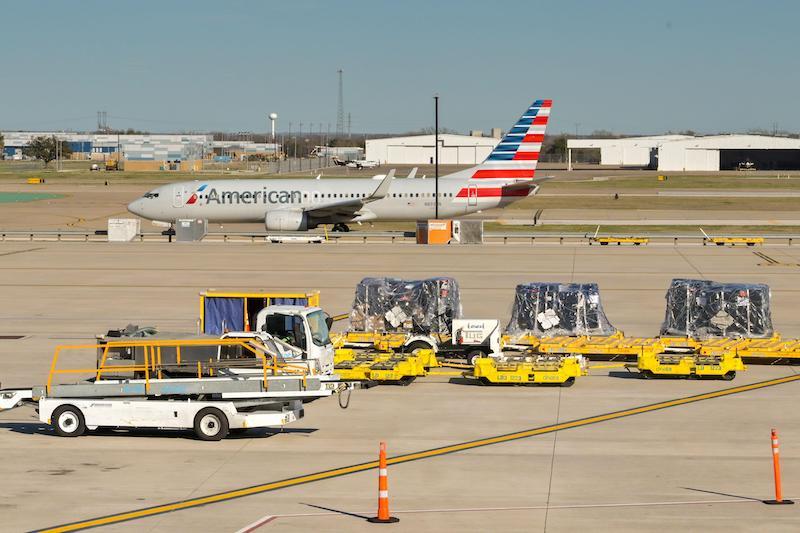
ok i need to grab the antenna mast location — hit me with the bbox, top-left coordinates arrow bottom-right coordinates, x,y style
336,69 -> 345,138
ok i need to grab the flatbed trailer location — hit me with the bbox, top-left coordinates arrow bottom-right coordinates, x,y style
0,338 -> 356,440
631,351 -> 744,380
333,349 -> 428,384
467,354 -> 587,386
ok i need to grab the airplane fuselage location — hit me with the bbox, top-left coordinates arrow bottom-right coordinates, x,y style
128,171 -> 532,226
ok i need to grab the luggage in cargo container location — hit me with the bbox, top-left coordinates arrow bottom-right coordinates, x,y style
349,277 -> 461,335
506,282 -> 617,337
660,279 -> 773,339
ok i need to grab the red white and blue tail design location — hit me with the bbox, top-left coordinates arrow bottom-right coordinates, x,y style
472,99 -> 551,181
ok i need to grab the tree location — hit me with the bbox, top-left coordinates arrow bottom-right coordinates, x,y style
0,132 -> 4,158
22,136 -> 72,167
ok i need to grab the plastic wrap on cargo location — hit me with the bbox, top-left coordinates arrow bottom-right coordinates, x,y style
349,277 -> 461,335
506,283 -> 618,337
660,279 -> 773,339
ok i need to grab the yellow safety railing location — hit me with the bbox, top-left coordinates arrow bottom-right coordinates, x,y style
48,338 -> 311,395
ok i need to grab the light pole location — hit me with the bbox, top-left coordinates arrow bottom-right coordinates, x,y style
269,112 -> 278,158
434,94 -> 439,220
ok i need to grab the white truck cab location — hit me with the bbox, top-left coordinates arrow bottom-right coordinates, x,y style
254,305 -> 335,375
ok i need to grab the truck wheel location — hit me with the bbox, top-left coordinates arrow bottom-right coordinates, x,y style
52,405 -> 86,437
405,341 -> 432,356
466,349 -> 485,366
721,371 -> 736,381
194,408 -> 229,441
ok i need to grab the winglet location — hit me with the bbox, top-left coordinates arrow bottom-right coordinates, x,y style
367,169 -> 394,201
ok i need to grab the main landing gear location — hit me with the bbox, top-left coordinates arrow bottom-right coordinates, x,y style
331,223 -> 351,232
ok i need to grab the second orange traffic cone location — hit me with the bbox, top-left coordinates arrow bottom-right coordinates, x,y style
367,441 -> 400,523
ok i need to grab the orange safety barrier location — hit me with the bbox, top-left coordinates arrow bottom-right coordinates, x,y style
368,441 -> 399,523
764,428 -> 794,505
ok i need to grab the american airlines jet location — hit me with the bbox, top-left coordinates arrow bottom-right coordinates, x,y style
127,98 -> 552,232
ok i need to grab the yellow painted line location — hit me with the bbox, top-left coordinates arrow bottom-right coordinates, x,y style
39,373 -> 800,533
589,363 -> 628,369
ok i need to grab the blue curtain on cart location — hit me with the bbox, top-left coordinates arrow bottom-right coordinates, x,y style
204,297 -> 244,335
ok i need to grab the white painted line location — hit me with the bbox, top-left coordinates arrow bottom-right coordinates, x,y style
233,514 -> 276,533
239,495 -> 797,525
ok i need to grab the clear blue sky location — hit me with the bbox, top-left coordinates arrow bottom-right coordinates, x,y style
2,0 -> 798,135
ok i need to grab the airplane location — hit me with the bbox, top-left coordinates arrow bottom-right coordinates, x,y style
332,156 -> 380,169
127,98 -> 552,232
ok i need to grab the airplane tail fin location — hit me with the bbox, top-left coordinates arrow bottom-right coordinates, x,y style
469,99 -> 552,182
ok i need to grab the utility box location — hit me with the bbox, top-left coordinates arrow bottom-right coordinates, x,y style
416,219 -> 452,245
452,220 -> 483,244
176,218 -> 207,242
107,218 -> 140,242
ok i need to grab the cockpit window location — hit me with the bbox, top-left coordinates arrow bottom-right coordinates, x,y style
143,192 -> 159,199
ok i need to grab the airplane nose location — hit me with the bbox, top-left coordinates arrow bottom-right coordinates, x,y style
127,199 -> 145,217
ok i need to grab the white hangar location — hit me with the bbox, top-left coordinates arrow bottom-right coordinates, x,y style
365,134 -> 499,165
568,134 -> 800,172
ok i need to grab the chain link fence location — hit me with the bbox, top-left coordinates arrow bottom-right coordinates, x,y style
200,157 -> 336,174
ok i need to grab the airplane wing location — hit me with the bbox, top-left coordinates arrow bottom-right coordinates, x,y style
303,170 -> 394,219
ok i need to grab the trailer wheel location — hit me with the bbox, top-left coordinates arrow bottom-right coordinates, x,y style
560,377 -> 576,387
721,371 -> 736,381
52,405 -> 86,437
640,370 -> 653,379
405,341 -> 432,355
194,408 -> 229,441
465,349 -> 486,366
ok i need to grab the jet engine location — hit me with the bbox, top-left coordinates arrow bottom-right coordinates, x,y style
265,210 -> 309,231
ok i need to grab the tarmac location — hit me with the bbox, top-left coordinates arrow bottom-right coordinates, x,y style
0,241 -> 799,532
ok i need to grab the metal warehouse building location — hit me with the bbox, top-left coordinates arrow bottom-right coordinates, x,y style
568,134 -> 800,172
657,135 -> 800,171
365,134 -> 499,165
1,132 -> 212,160
567,135 -> 691,168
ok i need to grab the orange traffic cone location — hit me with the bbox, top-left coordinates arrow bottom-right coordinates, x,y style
764,429 -> 794,505
368,441 -> 400,523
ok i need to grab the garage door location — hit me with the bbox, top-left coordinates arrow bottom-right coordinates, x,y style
386,145 -> 430,164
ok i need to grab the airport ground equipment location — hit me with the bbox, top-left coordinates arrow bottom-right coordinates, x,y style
700,228 -> 763,247
100,305 -> 335,376
334,318 -> 501,366
632,350 -> 744,380
333,349 -> 428,384
0,338 -> 355,440
589,226 -> 649,246
590,236 -> 649,246
468,354 -> 587,386
199,290 -> 320,335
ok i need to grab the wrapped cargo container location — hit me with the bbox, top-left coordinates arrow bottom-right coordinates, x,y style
506,282 -> 617,337
660,279 -> 773,339
349,277 -> 461,335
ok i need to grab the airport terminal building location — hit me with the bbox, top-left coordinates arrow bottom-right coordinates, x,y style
568,134 -> 800,171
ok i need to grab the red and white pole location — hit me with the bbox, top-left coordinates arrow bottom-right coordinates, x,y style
764,428 -> 794,505
368,441 -> 400,523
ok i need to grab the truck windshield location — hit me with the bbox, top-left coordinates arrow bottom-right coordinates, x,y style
307,310 -> 331,346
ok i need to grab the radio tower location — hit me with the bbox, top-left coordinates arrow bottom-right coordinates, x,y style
336,69 -> 345,138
